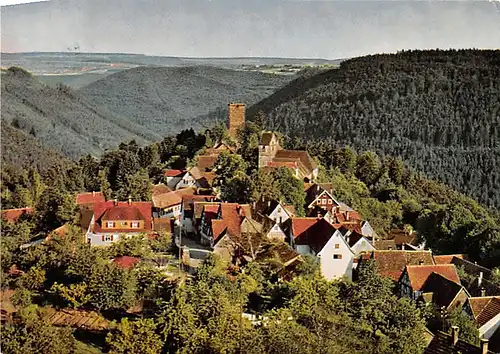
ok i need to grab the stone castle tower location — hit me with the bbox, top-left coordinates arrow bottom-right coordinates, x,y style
227,103 -> 245,139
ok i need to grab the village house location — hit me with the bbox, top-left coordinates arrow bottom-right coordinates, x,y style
463,296 -> 500,351
362,250 -> 435,282
417,272 -> 470,311
152,186 -> 197,221
163,170 -> 196,190
85,199 -> 152,246
199,203 -> 253,247
75,191 -> 105,211
435,255 -> 500,297
181,198 -> 219,235
424,326 -> 494,354
253,200 -> 295,225
398,264 -> 461,301
345,230 -> 376,257
287,217 -> 354,280
258,132 -> 318,181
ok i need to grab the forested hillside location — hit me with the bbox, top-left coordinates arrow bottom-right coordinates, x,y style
79,66 -> 290,135
1,123 -> 68,173
1,67 -> 156,160
247,49 -> 500,208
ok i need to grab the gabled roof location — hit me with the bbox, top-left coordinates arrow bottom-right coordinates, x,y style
424,331 -> 493,354
152,183 -> 172,196
152,187 -> 196,209
468,297 -> 500,327
433,254 -> 467,265
196,155 -> 219,171
267,160 -> 298,169
211,219 -> 228,240
369,250 -> 435,281
219,203 -> 252,238
275,149 -> 317,173
421,272 -> 466,309
189,166 -> 216,188
291,217 -> 338,254
260,132 -> 277,146
373,239 -> 397,250
92,201 -> 152,233
386,229 -> 419,247
164,169 -> 186,177
405,264 -> 460,291
75,192 -> 105,206
193,201 -> 220,221
112,256 -> 141,270
1,207 -> 33,223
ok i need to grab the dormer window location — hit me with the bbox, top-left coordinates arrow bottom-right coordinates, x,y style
106,221 -> 115,228
131,221 -> 140,228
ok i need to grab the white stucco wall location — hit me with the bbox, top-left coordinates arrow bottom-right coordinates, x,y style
351,237 -> 376,256
318,231 -> 354,280
268,204 -> 291,224
481,313 -> 500,339
361,221 -> 378,238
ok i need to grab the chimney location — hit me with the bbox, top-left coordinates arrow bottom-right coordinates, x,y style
128,196 -> 132,205
479,272 -> 483,288
481,287 -> 486,297
481,338 -> 489,354
113,198 -> 118,206
317,184 -> 320,192
267,200 -> 271,208
402,243 -> 405,250
92,191 -> 95,197
451,326 -> 459,346
419,260 -> 424,265
227,103 -> 245,139
346,211 -> 350,221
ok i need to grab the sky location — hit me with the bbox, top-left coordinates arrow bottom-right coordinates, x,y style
0,0 -> 49,6
2,0 -> 500,58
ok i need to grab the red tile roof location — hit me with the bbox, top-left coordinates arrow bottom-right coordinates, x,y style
267,161 -> 298,169
152,187 -> 197,209
75,192 -> 105,206
152,184 -> 172,196
1,207 -> 33,223
370,250 -> 435,281
92,201 -> 152,234
433,254 -> 467,265
112,256 -> 141,270
196,155 -> 219,171
211,219 -> 227,240
405,264 -> 460,291
275,149 -> 317,172
164,169 -> 185,177
420,272 -> 464,309
468,297 -> 500,327
291,217 -> 338,253
290,217 -> 322,239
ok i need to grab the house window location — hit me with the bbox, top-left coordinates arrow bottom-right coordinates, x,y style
317,200 -> 321,205
106,221 -> 115,228
121,221 -> 128,226
105,234 -> 113,242
328,200 -> 333,204
322,199 -> 327,204
335,244 -> 340,249
333,254 -> 342,259
131,222 -> 140,228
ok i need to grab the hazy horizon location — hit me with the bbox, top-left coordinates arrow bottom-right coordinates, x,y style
2,0 -> 500,59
